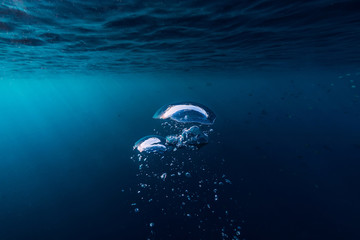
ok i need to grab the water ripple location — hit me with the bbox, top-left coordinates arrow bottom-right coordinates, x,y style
0,0 -> 359,73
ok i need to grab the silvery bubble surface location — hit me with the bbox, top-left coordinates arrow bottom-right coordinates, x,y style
133,135 -> 167,153
153,102 -> 216,125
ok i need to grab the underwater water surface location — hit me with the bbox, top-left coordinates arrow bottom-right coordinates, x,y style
1,0 -> 360,240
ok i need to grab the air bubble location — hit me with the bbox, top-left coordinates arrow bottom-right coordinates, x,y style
133,135 -> 167,153
153,102 -> 216,125
161,173 -> 167,181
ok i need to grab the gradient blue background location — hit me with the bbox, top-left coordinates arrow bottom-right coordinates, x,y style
1,0 -> 360,239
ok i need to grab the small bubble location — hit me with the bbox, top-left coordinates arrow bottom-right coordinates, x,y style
225,179 -> 232,184
161,173 -> 167,181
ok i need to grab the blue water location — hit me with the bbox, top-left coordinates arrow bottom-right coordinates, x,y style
1,0 -> 360,72
1,1 -> 360,240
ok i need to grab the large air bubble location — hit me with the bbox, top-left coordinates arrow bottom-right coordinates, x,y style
153,102 -> 216,125
133,135 -> 167,153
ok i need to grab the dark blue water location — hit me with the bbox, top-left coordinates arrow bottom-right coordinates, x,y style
1,1 -> 360,240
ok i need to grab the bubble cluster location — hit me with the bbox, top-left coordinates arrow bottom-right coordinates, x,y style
166,126 -> 209,149
130,102 -> 242,239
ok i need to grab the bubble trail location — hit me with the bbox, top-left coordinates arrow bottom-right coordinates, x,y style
129,102 -> 242,239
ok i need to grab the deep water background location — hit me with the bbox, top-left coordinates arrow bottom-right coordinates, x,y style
1,0 -> 360,239
1,71 -> 359,240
